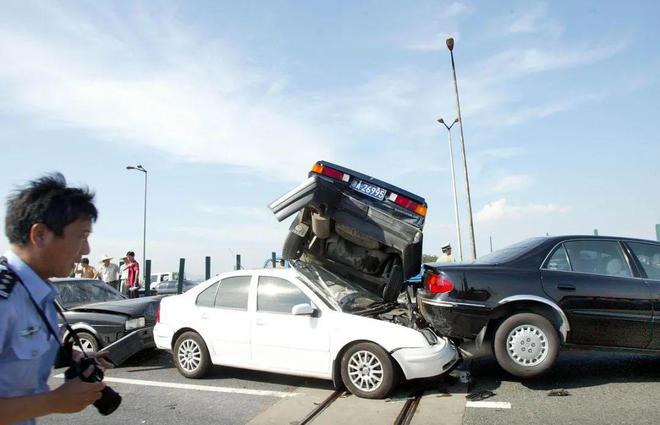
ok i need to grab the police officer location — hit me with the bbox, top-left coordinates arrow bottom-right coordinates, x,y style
0,173 -> 107,425
438,242 -> 455,263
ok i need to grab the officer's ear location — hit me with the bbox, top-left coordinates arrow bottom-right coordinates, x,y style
29,223 -> 54,248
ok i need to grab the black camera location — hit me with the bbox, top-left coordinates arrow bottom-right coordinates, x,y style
64,356 -> 122,415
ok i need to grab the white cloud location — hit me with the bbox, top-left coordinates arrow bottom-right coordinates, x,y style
405,32 -> 458,52
504,2 -> 563,37
475,198 -> 569,222
443,2 -> 474,19
0,5 -> 333,181
492,175 -> 533,192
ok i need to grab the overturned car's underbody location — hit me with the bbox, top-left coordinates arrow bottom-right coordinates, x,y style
270,161 -> 427,303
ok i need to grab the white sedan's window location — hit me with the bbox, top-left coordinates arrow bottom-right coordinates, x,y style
196,282 -> 218,307
257,276 -> 309,314
215,276 -> 251,310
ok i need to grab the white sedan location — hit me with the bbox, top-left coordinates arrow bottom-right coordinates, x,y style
154,262 -> 458,399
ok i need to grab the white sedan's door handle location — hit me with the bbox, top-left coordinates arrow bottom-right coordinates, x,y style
255,318 -> 265,326
201,313 -> 208,319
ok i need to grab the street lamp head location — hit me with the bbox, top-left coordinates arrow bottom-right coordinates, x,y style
453,118 -> 459,124
438,118 -> 445,124
127,164 -> 147,173
446,37 -> 455,52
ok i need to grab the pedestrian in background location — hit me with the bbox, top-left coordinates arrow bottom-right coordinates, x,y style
0,173 -> 107,424
98,255 -> 120,291
120,251 -> 140,298
74,257 -> 98,279
438,242 -> 455,263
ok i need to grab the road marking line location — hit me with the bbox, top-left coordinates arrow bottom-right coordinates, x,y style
466,401 -> 511,409
53,374 -> 298,398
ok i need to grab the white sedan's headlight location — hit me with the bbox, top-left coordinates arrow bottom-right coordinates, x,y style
125,317 -> 146,330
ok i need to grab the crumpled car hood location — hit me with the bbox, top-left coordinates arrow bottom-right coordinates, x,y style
70,296 -> 163,317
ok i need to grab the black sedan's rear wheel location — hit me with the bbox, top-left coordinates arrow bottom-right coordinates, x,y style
173,332 -> 211,379
493,313 -> 559,378
340,342 -> 397,399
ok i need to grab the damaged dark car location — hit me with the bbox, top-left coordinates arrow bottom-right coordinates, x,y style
52,278 -> 163,363
269,161 -> 427,302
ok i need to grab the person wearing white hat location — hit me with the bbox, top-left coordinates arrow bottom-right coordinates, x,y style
98,254 -> 120,290
438,242 -> 455,263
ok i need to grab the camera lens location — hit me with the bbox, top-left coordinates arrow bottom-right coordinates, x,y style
94,386 -> 122,416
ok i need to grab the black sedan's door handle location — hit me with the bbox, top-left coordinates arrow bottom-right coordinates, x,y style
556,284 -> 576,291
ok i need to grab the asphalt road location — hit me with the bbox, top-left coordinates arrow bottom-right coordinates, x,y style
43,349 -> 324,425
464,349 -> 660,425
40,348 -> 659,425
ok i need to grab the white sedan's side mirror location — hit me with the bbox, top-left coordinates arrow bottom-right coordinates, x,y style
291,303 -> 317,316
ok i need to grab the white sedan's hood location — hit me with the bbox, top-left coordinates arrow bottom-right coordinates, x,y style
327,310 -> 438,353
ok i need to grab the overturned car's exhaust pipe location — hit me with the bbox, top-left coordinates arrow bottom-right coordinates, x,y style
312,212 -> 330,239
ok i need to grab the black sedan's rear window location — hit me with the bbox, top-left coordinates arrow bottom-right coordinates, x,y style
473,237 -> 547,264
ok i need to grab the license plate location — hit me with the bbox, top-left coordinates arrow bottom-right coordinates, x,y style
350,180 -> 387,201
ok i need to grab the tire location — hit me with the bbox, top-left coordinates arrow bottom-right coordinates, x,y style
71,331 -> 99,354
493,313 -> 560,378
381,264 -> 403,302
173,332 -> 211,379
282,231 -> 305,260
340,342 -> 397,399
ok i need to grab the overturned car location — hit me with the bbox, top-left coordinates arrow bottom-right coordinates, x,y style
269,161 -> 427,302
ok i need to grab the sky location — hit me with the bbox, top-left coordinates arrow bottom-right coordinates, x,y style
1,0 -> 659,277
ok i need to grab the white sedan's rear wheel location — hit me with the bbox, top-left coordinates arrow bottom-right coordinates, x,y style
173,332 -> 211,379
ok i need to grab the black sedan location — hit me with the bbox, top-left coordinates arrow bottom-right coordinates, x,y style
417,235 -> 660,378
52,278 -> 163,361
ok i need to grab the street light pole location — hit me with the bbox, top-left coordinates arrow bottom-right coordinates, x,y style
438,118 -> 463,262
446,37 -> 477,260
126,165 -> 147,280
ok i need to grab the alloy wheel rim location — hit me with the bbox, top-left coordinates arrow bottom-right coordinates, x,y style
506,324 -> 549,366
76,337 -> 95,353
178,339 -> 202,372
347,350 -> 384,392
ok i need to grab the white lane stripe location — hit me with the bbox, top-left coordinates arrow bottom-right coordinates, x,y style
53,374 -> 298,398
466,401 -> 511,409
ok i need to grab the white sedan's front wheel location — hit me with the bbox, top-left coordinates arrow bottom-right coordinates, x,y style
340,342 -> 397,399
173,332 -> 211,379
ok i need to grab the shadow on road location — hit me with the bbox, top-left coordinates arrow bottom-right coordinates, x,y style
468,350 -> 660,394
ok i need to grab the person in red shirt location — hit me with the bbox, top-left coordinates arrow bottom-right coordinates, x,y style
120,251 -> 140,298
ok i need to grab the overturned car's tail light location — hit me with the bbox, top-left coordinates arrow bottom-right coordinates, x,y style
311,163 -> 350,182
388,193 -> 428,217
426,273 -> 454,294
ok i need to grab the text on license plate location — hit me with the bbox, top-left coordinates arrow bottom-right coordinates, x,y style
350,180 -> 386,201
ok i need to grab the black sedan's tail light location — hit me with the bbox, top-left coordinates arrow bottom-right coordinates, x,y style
426,273 -> 454,294
155,305 -> 160,323
311,162 -> 350,182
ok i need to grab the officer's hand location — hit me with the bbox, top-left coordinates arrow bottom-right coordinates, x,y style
72,350 -> 115,371
50,378 -> 105,413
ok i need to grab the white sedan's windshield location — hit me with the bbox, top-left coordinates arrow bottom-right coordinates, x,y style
293,261 -> 383,313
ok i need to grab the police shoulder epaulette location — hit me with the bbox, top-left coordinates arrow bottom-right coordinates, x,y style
0,263 -> 18,299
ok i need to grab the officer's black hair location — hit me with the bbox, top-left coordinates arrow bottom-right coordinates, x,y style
5,172 -> 98,245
